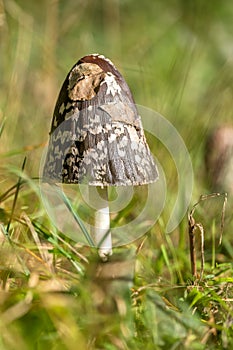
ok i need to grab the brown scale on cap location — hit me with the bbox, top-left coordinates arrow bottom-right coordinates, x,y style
68,63 -> 105,101
43,54 -> 159,187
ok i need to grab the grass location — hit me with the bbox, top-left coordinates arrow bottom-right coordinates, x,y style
1,0 -> 233,349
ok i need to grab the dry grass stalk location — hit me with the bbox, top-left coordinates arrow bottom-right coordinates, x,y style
188,192 -> 227,279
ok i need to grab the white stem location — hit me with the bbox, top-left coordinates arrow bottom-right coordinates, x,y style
94,205 -> 112,261
90,187 -> 112,262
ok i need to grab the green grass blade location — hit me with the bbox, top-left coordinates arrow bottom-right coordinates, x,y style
6,157 -> 27,233
56,186 -> 95,247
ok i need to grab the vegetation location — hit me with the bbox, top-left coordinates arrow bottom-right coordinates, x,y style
0,0 -> 233,349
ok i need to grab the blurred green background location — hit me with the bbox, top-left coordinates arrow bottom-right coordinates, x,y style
0,1 -> 233,349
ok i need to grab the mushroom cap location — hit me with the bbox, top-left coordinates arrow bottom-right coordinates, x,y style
43,54 -> 158,186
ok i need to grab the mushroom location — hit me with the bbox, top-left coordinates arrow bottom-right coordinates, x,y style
43,54 -> 158,261
205,125 -> 233,194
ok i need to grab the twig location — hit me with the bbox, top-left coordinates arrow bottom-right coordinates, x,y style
219,192 -> 227,245
188,213 -> 197,277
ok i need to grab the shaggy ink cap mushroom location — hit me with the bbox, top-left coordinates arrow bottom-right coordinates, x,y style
205,125 -> 233,194
43,54 -> 159,260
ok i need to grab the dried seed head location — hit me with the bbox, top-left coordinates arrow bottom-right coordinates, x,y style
43,54 -> 159,186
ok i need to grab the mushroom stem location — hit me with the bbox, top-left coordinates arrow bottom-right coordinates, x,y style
90,186 -> 112,262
